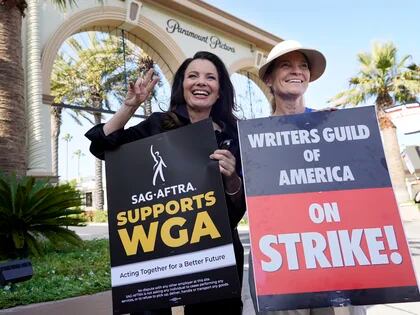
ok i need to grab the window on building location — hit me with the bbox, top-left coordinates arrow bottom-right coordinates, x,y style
85,192 -> 93,207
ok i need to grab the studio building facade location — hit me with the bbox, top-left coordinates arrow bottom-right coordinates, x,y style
23,0 -> 281,177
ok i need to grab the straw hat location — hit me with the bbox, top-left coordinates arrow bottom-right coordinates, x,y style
259,40 -> 326,82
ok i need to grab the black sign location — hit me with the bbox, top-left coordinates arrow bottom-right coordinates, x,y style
240,106 -> 391,196
105,119 -> 240,314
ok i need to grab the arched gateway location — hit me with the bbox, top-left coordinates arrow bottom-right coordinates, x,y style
24,0 -> 281,176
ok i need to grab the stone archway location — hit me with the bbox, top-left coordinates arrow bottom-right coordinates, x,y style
41,5 -> 186,95
229,57 -> 272,119
229,57 -> 271,103
26,0 -> 280,176
27,3 -> 187,176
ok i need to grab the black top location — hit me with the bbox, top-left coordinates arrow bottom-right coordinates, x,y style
85,106 -> 246,284
85,106 -> 245,228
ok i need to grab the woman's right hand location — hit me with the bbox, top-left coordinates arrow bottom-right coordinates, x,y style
103,68 -> 159,136
124,68 -> 159,108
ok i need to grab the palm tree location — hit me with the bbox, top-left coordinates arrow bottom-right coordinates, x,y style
73,149 -> 85,179
51,105 -> 63,177
62,133 -> 73,180
139,56 -> 155,116
0,0 -> 104,175
0,1 -> 28,175
51,31 -> 155,210
330,42 -> 419,204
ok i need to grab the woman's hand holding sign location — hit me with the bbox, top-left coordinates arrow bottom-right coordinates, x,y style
210,149 -> 242,198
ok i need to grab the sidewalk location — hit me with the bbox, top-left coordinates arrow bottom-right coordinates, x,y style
2,220 -> 420,315
362,219 -> 420,315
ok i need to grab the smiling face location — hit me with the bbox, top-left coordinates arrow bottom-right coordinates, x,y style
183,59 -> 220,115
265,51 -> 311,99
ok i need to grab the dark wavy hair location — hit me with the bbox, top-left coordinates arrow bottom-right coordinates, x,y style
168,51 -> 237,130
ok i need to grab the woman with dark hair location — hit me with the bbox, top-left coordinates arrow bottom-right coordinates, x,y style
86,51 -> 245,315
169,51 -> 237,131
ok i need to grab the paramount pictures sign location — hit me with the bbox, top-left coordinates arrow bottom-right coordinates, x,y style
166,19 -> 236,53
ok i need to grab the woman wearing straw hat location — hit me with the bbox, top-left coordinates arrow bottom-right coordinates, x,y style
248,40 -> 366,315
258,39 -> 326,116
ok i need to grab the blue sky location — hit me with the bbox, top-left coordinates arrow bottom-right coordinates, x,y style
59,0 -> 419,181
206,0 -> 420,147
206,0 -> 419,108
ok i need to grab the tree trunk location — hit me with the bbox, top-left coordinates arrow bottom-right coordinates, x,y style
144,98 -> 152,116
0,5 -> 26,175
50,106 -> 62,176
93,112 -> 104,210
377,111 -> 411,204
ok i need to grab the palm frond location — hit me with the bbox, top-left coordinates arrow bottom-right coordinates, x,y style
51,0 -> 78,10
0,173 -> 86,258
330,41 -> 418,107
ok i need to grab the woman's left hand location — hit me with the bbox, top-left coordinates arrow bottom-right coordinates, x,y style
210,149 -> 241,193
210,149 -> 236,177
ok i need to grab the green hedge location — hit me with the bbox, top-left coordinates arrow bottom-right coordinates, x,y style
0,173 -> 86,259
0,239 -> 110,309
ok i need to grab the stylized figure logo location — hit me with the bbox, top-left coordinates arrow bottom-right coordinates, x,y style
150,145 -> 167,186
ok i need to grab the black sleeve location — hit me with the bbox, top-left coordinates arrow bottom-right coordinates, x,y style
224,137 -> 246,229
225,181 -> 246,229
84,113 -> 161,160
